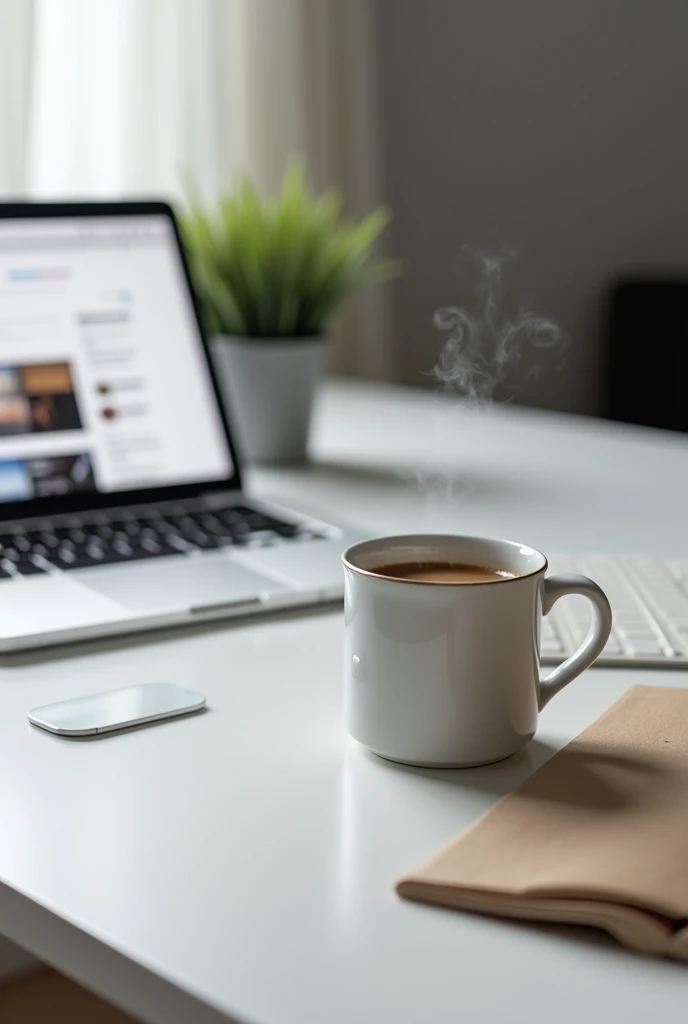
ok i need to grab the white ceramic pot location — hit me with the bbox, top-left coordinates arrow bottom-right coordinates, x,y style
210,334 -> 327,465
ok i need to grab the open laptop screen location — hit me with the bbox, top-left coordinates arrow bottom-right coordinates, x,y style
0,210 -> 234,508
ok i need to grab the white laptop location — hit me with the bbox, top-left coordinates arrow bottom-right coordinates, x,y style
0,201 -> 358,651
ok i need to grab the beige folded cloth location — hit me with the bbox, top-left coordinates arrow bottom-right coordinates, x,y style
397,685 -> 688,961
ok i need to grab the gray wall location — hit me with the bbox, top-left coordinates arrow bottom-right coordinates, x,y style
374,0 -> 688,414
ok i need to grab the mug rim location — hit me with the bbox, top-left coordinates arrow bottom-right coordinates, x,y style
342,533 -> 548,586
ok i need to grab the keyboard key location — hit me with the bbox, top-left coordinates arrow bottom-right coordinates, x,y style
51,547 -> 78,567
186,531 -> 219,550
166,534 -> 194,552
144,518 -> 173,534
618,627 -> 659,641
625,637 -> 664,656
13,558 -> 47,576
138,535 -> 161,554
60,553 -> 119,569
199,513 -> 222,532
603,635 -> 623,654
152,543 -> 186,559
615,612 -> 651,629
218,509 -> 244,525
218,506 -> 301,537
169,515 -> 196,533
246,530 -> 280,547
39,532 -> 60,549
272,523 -> 301,538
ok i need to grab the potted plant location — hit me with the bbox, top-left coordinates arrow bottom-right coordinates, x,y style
181,163 -> 401,464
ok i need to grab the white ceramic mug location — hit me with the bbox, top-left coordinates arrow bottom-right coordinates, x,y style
342,534 -> 613,768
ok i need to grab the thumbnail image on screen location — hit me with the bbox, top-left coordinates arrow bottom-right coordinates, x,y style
0,453 -> 95,503
0,362 -> 83,436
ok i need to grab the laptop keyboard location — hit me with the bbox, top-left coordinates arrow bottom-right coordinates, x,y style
544,555 -> 688,668
0,504 -> 318,577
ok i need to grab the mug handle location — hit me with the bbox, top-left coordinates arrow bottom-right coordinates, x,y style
539,573 -> 613,710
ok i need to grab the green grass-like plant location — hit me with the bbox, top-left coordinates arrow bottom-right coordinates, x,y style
180,162 -> 403,338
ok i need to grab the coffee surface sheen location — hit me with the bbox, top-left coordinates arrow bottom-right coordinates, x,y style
372,561 -> 517,583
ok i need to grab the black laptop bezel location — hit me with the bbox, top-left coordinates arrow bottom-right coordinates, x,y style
0,200 -> 243,521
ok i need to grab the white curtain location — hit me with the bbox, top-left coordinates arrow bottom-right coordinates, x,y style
0,0 -> 394,378
0,0 -> 33,192
26,0 -> 241,201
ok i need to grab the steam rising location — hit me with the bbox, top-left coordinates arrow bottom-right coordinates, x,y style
432,251 -> 566,401
407,251 -> 568,505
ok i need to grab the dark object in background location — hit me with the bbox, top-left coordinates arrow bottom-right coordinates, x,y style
606,279 -> 688,433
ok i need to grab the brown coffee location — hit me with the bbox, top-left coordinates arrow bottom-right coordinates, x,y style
372,560 -> 516,583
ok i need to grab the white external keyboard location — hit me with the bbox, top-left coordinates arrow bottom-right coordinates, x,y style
543,555 -> 688,668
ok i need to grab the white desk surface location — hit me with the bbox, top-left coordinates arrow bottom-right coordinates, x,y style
1,379 -> 687,1024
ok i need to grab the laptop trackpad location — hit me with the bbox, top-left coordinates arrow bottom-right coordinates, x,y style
78,556 -> 291,613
